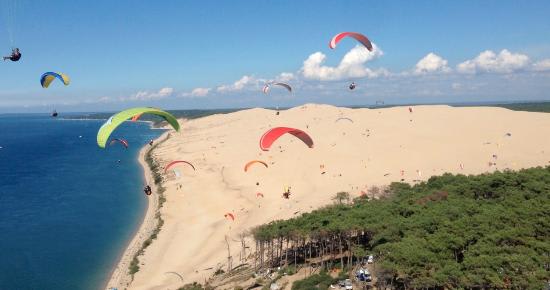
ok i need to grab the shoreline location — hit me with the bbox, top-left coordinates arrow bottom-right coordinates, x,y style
104,131 -> 169,290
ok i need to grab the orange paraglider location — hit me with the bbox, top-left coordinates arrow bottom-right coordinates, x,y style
244,160 -> 268,172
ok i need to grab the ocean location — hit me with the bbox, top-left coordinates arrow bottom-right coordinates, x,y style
0,114 -> 163,289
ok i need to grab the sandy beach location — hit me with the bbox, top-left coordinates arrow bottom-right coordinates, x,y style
107,104 -> 550,290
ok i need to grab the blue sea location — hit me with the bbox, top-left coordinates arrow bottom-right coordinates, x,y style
0,115 -> 163,289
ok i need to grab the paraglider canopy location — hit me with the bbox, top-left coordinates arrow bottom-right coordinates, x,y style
259,127 -> 314,151
244,160 -> 268,172
97,107 -> 179,148
263,82 -> 292,94
40,72 -> 70,88
164,160 -> 196,173
224,213 -> 235,221
109,138 -> 129,148
329,32 -> 373,51
335,117 -> 353,123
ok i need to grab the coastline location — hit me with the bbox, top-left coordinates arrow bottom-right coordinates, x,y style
104,131 -> 169,290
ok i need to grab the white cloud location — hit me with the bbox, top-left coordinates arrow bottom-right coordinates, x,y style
276,72 -> 294,82
451,82 -> 462,90
414,53 -> 450,74
532,59 -> 550,72
128,87 -> 174,101
191,87 -> 210,97
301,44 -> 386,81
217,75 -> 255,92
457,49 -> 530,74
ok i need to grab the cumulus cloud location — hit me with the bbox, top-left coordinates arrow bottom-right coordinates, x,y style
457,49 -> 530,74
190,87 -> 210,97
301,44 -> 386,81
127,87 -> 174,101
532,59 -> 550,72
414,53 -> 450,74
276,72 -> 294,82
217,75 -> 255,92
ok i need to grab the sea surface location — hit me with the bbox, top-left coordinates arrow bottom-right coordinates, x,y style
0,114 -> 163,289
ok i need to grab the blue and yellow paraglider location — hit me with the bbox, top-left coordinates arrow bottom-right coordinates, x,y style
40,72 -> 70,88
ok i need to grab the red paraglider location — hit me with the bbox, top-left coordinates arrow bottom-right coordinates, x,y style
224,213 -> 235,221
259,127 -> 314,151
164,160 -> 196,173
329,32 -> 373,51
109,138 -> 129,148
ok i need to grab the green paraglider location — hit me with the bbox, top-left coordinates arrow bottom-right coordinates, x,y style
97,107 -> 179,148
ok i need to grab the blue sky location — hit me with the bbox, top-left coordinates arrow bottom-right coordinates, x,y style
0,0 -> 549,112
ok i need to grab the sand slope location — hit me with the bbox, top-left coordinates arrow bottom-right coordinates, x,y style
119,104 -> 550,289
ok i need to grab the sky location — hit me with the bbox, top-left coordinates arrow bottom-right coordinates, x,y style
0,0 -> 549,112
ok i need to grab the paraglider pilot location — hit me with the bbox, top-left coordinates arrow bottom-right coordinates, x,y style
283,186 -> 291,199
3,48 -> 21,61
349,82 -> 356,90
144,185 -> 152,195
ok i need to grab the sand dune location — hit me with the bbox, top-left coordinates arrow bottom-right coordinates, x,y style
110,104 -> 550,290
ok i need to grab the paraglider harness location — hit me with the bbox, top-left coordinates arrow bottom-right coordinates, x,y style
3,48 -> 21,61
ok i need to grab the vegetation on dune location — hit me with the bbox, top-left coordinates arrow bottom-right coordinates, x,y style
494,101 -> 550,113
129,135 -> 168,277
251,167 -> 550,289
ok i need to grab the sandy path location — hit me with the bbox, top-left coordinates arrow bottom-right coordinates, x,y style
111,104 -> 550,290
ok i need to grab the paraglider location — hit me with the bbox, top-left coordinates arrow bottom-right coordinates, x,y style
282,186 -> 291,199
164,272 -> 184,282
40,72 -> 70,88
164,160 -> 196,173
335,117 -> 353,123
259,127 -> 314,151
97,107 -> 179,148
109,138 -> 129,149
143,185 -> 152,196
329,32 -> 373,51
224,213 -> 235,221
349,82 -> 356,90
262,82 -> 292,94
244,160 -> 268,172
3,48 -> 20,61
